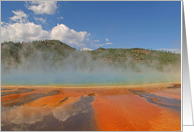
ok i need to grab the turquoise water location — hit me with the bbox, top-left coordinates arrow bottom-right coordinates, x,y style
1,69 -> 180,86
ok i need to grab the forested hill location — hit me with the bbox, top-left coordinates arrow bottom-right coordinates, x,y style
1,40 -> 76,65
1,40 -> 181,71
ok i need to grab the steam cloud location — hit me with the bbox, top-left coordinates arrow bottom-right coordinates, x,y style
1,46 -> 181,86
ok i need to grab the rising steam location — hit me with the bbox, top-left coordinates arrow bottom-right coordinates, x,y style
1,45 -> 181,86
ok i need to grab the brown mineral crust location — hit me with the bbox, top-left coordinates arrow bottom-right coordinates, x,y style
23,88 -> 95,107
1,83 -> 181,131
1,87 -> 54,102
150,88 -> 181,99
88,93 -> 96,96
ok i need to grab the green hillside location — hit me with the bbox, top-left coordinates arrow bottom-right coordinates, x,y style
1,40 -> 76,65
1,40 -> 181,72
91,47 -> 181,70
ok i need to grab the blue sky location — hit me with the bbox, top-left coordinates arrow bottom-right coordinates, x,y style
1,1 -> 181,52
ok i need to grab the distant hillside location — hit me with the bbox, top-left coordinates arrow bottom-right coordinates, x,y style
1,40 -> 181,72
1,40 -> 76,65
91,47 -> 181,69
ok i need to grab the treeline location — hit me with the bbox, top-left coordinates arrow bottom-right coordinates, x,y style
1,40 -> 181,72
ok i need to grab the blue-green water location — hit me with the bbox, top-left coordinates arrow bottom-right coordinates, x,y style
1,69 -> 180,86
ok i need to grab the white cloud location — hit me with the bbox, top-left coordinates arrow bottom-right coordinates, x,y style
58,17 -> 63,20
91,41 -> 113,47
158,48 -> 181,54
2,10 -> 49,42
80,48 -> 93,51
94,39 -> 99,42
1,22 -> 88,48
105,38 -> 109,41
86,39 -> 89,41
50,24 -> 87,47
91,42 -> 105,47
106,42 -> 113,45
34,17 -> 46,23
1,22 -> 88,47
88,33 -> 91,36
9,10 -> 28,23
1,22 -> 50,42
26,1 -> 58,15
1,9 -> 89,48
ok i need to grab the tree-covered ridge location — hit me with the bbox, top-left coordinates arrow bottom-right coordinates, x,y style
1,40 -> 181,72
1,40 -> 76,65
91,47 -> 180,65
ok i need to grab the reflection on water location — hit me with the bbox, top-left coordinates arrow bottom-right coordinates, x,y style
1,88 -> 97,131
53,95 -> 95,122
128,89 -> 181,111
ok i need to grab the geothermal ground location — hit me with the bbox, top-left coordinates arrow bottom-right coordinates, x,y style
1,83 -> 181,131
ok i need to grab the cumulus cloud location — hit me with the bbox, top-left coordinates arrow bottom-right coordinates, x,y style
57,16 -> 63,20
94,39 -> 99,42
1,22 -> 50,42
1,8 -> 89,48
26,1 -> 58,15
34,17 -> 46,23
1,22 -> 88,47
158,48 -> 181,54
50,24 -> 88,47
80,48 -> 93,51
9,10 -> 28,23
105,38 -> 109,41
86,39 -> 89,41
